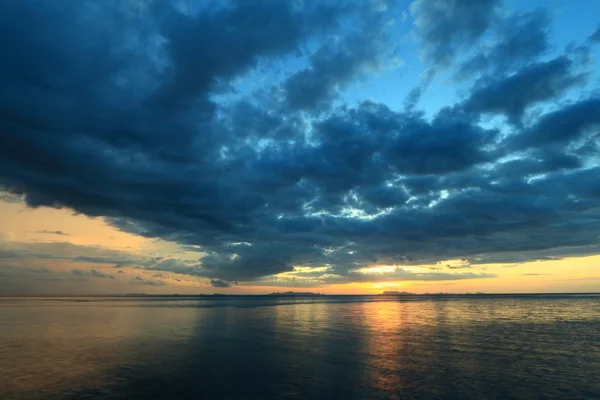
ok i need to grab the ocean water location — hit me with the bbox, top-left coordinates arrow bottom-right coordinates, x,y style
1,295 -> 599,400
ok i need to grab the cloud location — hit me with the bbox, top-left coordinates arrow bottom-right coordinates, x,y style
412,282 -> 456,286
589,25 -> 600,43
455,9 -> 552,79
30,267 -> 52,274
411,0 -> 501,68
210,279 -> 231,288
0,1 -> 599,287
508,97 -> 600,150
142,257 -> 204,276
349,267 -> 495,282
0,192 -> 22,203
0,265 -> 52,275
281,4 -> 394,113
132,276 -> 166,287
463,56 -> 589,124
521,273 -> 551,276
0,241 -> 140,265
71,269 -> 115,279
268,267 -> 496,287
33,230 -> 70,236
35,277 -> 85,282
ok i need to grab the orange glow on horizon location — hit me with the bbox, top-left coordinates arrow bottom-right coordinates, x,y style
2,198 -> 600,295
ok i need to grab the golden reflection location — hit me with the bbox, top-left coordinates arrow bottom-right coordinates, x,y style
273,297 -> 329,338
360,300 -> 409,396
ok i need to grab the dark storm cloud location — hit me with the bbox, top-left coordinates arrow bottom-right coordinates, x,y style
411,0 -> 501,67
464,56 -> 589,123
508,97 -> 600,150
285,101 -> 497,195
283,36 -> 377,112
473,245 -> 600,265
456,9 -> 552,79
153,0 -> 354,113
0,0 -> 599,285
282,4 -> 393,113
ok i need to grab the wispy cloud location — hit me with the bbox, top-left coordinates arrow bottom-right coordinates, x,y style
131,277 -> 166,287
72,269 -> 115,279
32,230 -> 70,236
210,279 -> 232,288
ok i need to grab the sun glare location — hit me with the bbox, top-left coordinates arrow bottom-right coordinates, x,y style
357,265 -> 399,274
372,282 -> 402,289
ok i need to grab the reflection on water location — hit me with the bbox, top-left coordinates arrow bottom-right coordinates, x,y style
1,295 -> 599,399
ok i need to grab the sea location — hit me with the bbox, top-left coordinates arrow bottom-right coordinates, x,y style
1,294 -> 599,400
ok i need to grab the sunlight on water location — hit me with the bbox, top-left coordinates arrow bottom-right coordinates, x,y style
1,296 -> 599,399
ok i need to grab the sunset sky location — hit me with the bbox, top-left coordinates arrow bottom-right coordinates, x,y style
1,0 -> 600,294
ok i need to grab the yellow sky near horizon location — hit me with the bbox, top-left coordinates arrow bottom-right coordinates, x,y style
0,198 -> 154,250
1,198 -> 599,294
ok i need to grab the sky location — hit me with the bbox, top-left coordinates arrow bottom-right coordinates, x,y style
1,0 -> 600,295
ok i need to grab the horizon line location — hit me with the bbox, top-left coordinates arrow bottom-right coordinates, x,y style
2,292 -> 600,297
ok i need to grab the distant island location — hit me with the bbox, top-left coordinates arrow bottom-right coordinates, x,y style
380,291 -> 415,295
380,291 -> 487,296
268,291 -> 325,297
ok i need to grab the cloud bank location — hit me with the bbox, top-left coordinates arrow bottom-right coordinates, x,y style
0,0 -> 599,286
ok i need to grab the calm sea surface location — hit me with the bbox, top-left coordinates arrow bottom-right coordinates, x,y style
1,295 -> 599,400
